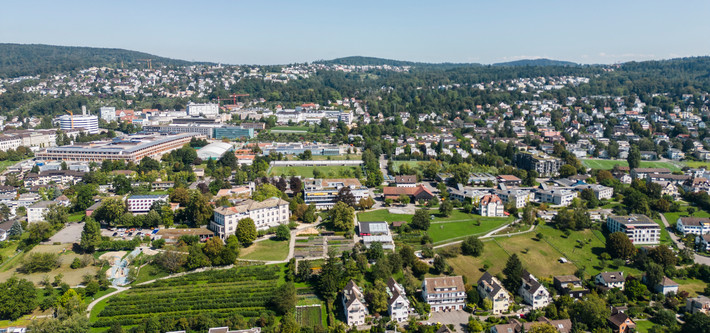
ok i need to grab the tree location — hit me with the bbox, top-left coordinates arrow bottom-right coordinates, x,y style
358,196 -> 375,210
181,191 -> 213,226
336,186 -> 356,207
624,279 -> 648,300
628,145 -> 641,170
203,237 -> 225,265
503,254 -> 523,292
252,183 -> 283,201
236,218 -> 257,246
439,200 -> 453,217
170,187 -> 190,205
648,245 -> 677,268
461,236 -> 483,257
271,282 -> 296,315
112,175 -> 132,195
365,279 -> 389,314
682,312 -> 710,333
0,277 -> 37,320
185,244 -> 211,270
80,217 -> 101,253
44,204 -> 68,228
91,198 -> 126,226
7,221 -> 22,239
73,183 -> 98,212
218,152 -> 238,169
280,312 -> 300,333
528,323 -> 557,333
154,250 -> 186,273
645,262 -> 664,290
607,232 -> 637,260
302,204 -> 317,223
367,242 -> 384,261
329,202 -> 355,231
275,177 -> 288,192
398,194 -> 410,205
559,164 -> 577,178
433,255 -> 448,274
411,209 -> 431,230
573,294 -> 611,330
276,224 -> 290,241
289,176 -> 302,193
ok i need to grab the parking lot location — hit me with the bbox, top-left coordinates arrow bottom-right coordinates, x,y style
427,311 -> 471,332
46,222 -> 84,244
101,227 -> 157,240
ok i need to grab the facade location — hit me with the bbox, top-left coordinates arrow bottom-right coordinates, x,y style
58,114 -> 99,134
342,280 -> 368,326
491,317 -> 572,333
686,296 -> 710,314
303,178 -> 369,210
382,185 -> 434,201
27,201 -> 54,223
394,175 -> 417,187
213,127 -> 255,140
495,188 -> 533,209
519,270 -> 550,310
655,276 -> 679,295
575,184 -> 614,200
36,133 -> 204,163
630,168 -> 671,180
358,221 -> 394,250
422,276 -> 466,312
100,106 -> 117,122
0,136 -> 22,152
553,275 -> 589,298
535,189 -> 577,206
595,271 -> 626,290
262,143 -> 344,156
187,103 -> 219,116
697,234 -> 710,251
477,272 -> 511,315
496,175 -> 522,186
513,152 -> 562,177
479,194 -> 505,217
386,278 -> 411,322
197,142 -> 234,160
210,197 -> 290,238
24,170 -> 85,187
126,195 -> 169,213
606,215 -> 660,245
676,217 -> 710,236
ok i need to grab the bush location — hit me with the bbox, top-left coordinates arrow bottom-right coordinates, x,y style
70,258 -> 83,269
18,252 -> 61,273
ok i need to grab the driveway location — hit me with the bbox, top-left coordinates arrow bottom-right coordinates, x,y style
45,222 -> 84,244
427,311 -> 471,332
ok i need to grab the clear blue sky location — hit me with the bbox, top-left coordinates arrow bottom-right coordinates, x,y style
2,0 -> 708,65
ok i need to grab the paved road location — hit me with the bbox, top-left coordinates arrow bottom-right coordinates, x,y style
432,219 -> 532,249
659,214 -> 710,265
85,287 -> 128,317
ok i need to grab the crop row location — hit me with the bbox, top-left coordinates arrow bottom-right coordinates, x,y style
93,307 -> 271,328
99,298 -> 271,317
112,285 -> 275,303
138,266 -> 279,288
102,291 -> 274,311
295,306 -> 322,328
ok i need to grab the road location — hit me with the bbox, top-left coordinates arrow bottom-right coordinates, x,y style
432,220 -> 534,249
659,214 -> 710,265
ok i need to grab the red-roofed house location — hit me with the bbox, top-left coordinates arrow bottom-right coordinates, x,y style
479,194 -> 504,217
383,185 -> 434,201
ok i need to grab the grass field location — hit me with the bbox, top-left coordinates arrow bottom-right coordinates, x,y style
269,165 -> 361,178
132,263 -> 170,285
270,126 -> 310,132
581,159 -> 683,171
635,320 -> 654,333
0,244 -> 100,286
240,239 -> 290,261
446,240 -> 509,282
295,305 -> 323,328
684,161 -> 710,169
0,159 -> 21,172
676,278 -> 707,297
68,212 -> 85,223
309,154 -> 361,161
664,208 -> 710,227
392,161 -> 426,173
428,216 -> 512,244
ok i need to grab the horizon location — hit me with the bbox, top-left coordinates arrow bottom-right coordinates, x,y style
1,1 -> 710,65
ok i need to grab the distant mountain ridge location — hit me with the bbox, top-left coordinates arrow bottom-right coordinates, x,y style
0,43 -> 212,78
492,58 -> 578,67
315,56 -> 480,68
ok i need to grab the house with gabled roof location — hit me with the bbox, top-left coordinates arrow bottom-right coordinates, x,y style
519,270 -> 550,309
386,278 -> 411,322
422,276 -> 466,312
595,271 -> 625,290
477,272 -> 511,314
342,280 -> 368,326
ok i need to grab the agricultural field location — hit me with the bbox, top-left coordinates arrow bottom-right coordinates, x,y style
268,165 -> 361,178
239,239 -> 290,261
91,265 -> 281,330
295,306 -> 323,328
0,244 -> 99,286
581,159 -> 682,171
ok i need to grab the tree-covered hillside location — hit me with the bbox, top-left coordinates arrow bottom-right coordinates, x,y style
0,43 -> 211,78
492,58 -> 578,67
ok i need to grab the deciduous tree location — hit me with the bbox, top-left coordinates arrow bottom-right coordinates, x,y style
236,218 -> 257,246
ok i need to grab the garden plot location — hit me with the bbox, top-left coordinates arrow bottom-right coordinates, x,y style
294,236 -> 325,258
326,236 -> 355,254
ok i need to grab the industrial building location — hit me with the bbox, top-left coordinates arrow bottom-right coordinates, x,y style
197,142 -> 234,160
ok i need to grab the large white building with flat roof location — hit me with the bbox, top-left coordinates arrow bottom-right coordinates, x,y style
607,215 -> 660,245
58,115 -> 99,134
210,197 -> 290,238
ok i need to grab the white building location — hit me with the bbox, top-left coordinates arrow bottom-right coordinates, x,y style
386,278 -> 411,322
303,178 -> 369,210
210,197 -> 290,238
126,194 -> 168,213
422,276 -> 466,312
0,136 -> 22,152
100,106 -> 117,122
677,217 -> 710,236
27,201 -> 54,223
479,194 -> 505,217
495,188 -> 533,209
58,115 -> 99,134
477,272 -> 511,315
607,215 -> 660,245
575,184 -> 614,200
595,271 -> 625,290
519,270 -> 550,310
187,103 -> 219,116
535,188 -> 577,206
343,280 -> 368,326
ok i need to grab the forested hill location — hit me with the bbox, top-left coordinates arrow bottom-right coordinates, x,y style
492,58 -> 578,67
315,56 -> 480,69
0,43 -> 211,78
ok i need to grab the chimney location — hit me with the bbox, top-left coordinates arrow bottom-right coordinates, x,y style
81,105 -> 87,116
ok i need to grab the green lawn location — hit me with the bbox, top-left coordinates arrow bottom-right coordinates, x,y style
391,161 -> 426,173
132,263 -> 170,285
83,287 -> 117,305
269,165 -> 361,178
270,126 -> 310,132
676,278 -> 707,297
239,239 -> 290,261
68,212 -> 85,223
581,159 -> 682,171
664,208 -> 710,227
428,216 -> 512,244
358,209 -> 414,223
684,161 -> 710,169
635,320 -> 654,333
0,159 -> 21,172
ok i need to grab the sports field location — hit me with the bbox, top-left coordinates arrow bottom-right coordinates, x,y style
581,159 -> 682,171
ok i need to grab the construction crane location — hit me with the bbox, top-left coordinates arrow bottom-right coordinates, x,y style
66,110 -> 73,129
136,58 -> 153,70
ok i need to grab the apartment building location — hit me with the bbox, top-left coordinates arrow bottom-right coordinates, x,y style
27,201 -> 54,223
386,278 -> 411,322
477,272 -> 511,315
606,215 -> 660,245
343,280 -> 368,326
422,276 -> 466,312
479,194 -> 505,217
519,270 -> 550,310
676,217 -> 710,235
210,197 -> 290,238
513,152 -> 563,177
126,195 -> 169,213
535,189 -> 578,206
303,178 -> 369,210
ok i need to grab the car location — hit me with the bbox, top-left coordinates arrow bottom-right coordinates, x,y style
112,232 -> 118,237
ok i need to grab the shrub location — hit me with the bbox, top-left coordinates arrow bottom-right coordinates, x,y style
18,252 -> 61,273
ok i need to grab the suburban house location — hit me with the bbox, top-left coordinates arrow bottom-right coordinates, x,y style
383,185 -> 435,202
394,175 -> 417,187
677,217 -> 710,235
698,234 -> 710,251
342,280 -> 368,326
358,221 -> 395,250
386,278 -> 411,322
477,272 -> 511,315
27,200 -> 54,223
490,317 -> 572,333
606,215 -> 660,245
422,276 -> 466,312
608,309 -> 635,333
519,270 -> 550,309
553,275 -> 589,298
655,276 -> 679,295
686,295 -> 710,314
595,271 -> 626,290
478,194 -> 505,217
210,197 -> 290,238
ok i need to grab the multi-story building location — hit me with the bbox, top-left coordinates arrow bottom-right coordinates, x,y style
0,136 -> 22,151
386,278 -> 411,322
422,276 -> 466,312
394,175 -> 417,187
100,106 -> 117,122
495,187 -> 533,209
23,170 -> 85,187
553,275 -> 589,298
676,217 -> 710,235
343,280 -> 368,326
303,178 -> 369,210
479,194 -> 505,217
595,271 -> 626,290
606,215 -> 660,245
575,184 -> 614,200
126,194 -> 169,213
58,114 -> 99,134
213,127 -> 255,140
630,168 -> 671,180
210,197 -> 290,238
535,189 -> 577,206
519,270 -> 550,309
36,133 -> 204,163
491,317 -> 572,333
477,272 -> 511,314
686,295 -> 710,314
187,103 -> 219,116
514,152 -> 563,177
27,201 -> 54,223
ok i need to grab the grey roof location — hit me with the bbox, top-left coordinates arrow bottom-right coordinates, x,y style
597,271 -> 625,284
29,201 -> 55,209
358,221 -> 389,235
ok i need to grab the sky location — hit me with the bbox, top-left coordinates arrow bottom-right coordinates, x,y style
1,0 -> 709,65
